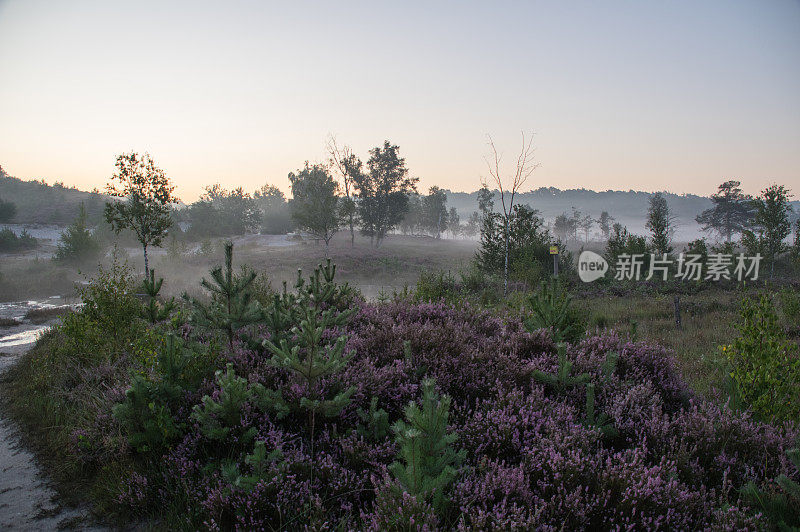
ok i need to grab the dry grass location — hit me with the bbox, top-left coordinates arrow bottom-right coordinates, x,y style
579,289 -> 749,396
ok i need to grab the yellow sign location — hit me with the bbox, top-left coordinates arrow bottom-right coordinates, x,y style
549,246 -> 559,255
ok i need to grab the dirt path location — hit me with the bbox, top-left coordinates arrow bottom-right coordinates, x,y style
0,340 -> 100,530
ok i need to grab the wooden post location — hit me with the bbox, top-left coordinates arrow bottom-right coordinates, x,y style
553,253 -> 559,278
674,295 -> 682,330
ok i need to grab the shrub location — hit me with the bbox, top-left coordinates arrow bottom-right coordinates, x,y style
113,335 -> 191,453
0,227 -> 37,252
524,280 -> 586,343
605,223 -> 649,272
389,379 -> 465,516
476,204 -> 565,285
8,257 -> 800,530
0,196 -> 17,222
723,295 -> 800,423
741,445 -> 800,531
54,204 -> 100,263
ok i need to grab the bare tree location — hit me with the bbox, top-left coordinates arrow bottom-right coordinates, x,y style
484,132 -> 540,294
326,135 -> 357,247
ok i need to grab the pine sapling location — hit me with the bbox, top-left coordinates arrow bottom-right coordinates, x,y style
113,334 -> 190,453
524,280 -> 585,344
532,343 -> 591,393
357,397 -> 391,441
189,241 -> 261,349
192,363 -> 256,442
389,378 -> 465,515
141,268 -> 176,324
262,261 -> 356,488
583,383 -> 618,439
740,445 -> 800,530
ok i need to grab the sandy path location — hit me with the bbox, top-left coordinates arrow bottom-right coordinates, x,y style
0,341 -> 100,530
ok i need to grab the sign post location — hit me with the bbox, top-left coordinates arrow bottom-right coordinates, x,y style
550,245 -> 559,278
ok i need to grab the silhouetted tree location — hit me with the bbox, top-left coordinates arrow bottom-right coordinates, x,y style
598,211 -> 614,240
422,186 -> 448,239
350,141 -> 418,247
327,135 -> 357,246
254,184 -> 293,234
646,192 -> 674,255
289,163 -> 341,255
748,184 -> 793,275
696,180 -> 754,242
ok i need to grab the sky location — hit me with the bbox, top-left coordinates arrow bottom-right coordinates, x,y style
0,0 -> 798,202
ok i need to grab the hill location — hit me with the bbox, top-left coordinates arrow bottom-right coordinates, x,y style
0,166 -> 107,225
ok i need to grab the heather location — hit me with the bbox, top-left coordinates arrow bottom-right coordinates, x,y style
3,252 -> 800,530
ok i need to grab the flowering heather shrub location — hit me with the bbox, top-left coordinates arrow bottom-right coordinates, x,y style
105,299 -> 798,529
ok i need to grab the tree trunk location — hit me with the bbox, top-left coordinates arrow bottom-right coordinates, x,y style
503,218 -> 509,295
143,243 -> 149,277
349,215 -> 355,247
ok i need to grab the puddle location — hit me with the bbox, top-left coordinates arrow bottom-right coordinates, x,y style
0,328 -> 48,349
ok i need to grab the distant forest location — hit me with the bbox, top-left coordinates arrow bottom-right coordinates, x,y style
1,164 -> 797,242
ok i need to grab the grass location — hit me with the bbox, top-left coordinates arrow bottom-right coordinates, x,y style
24,306 -> 73,324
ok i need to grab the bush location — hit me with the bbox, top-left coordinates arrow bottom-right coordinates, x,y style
6,257 -> 800,530
54,204 -> 101,263
0,227 -> 37,252
723,295 -> 800,423
0,196 -> 16,222
476,204 -> 566,285
524,280 -> 586,343
605,223 -> 649,272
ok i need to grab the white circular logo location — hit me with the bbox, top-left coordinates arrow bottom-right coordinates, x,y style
578,251 -> 609,282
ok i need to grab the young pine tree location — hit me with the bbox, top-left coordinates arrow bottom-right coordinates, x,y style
141,269 -> 176,324
189,241 -> 261,349
262,260 -> 356,487
740,445 -> 800,530
389,379 -> 465,515
55,203 -> 100,263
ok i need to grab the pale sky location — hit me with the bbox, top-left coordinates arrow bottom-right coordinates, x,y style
1,0 -> 798,201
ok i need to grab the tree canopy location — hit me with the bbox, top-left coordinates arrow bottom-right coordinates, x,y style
104,152 -> 177,274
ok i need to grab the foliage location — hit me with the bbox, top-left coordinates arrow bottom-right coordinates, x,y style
288,162 -> 341,250
357,397 -> 391,441
646,192 -> 674,254
741,445 -> 800,531
723,295 -> 800,423
192,363 -> 257,441
104,152 -> 177,274
348,140 -> 418,246
422,186 -> 449,238
531,343 -> 591,392
598,211 -> 614,239
54,203 -> 100,263
696,180 -> 754,242
477,203 -> 561,286
140,269 -> 176,324
476,184 -> 494,215
113,335 -> 191,452
0,195 -> 17,222
68,250 -> 151,360
750,184 -> 793,272
8,256 -> 800,530
389,379 -> 465,515
0,227 -> 37,252
188,241 -> 261,348
186,185 -> 262,238
605,223 -> 649,271
524,281 -> 586,344
254,183 -> 293,234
